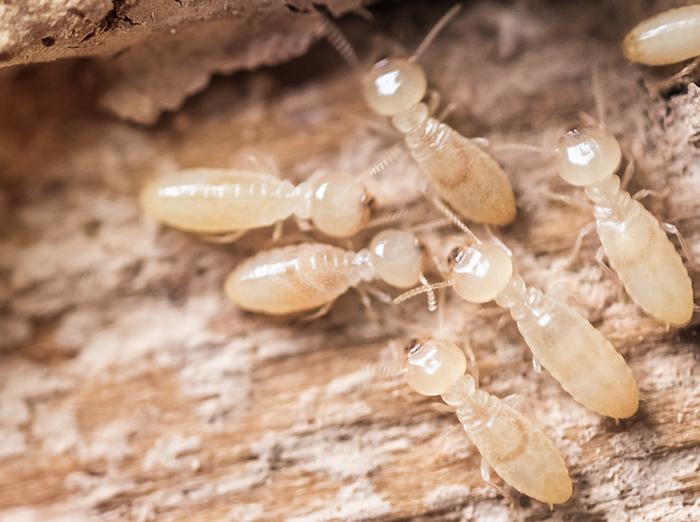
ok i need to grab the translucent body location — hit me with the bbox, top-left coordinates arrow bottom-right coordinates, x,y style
589,177 -> 694,325
495,277 -> 639,418
140,168 -> 295,233
557,127 -> 694,326
447,242 -> 639,418
140,168 -> 369,238
225,229 -> 422,315
442,376 -> 572,505
623,5 -> 700,65
225,244 -> 361,314
405,339 -> 572,504
405,338 -> 467,396
362,59 -> 516,226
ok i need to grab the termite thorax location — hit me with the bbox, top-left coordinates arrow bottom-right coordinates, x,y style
585,175 -> 634,220
392,103 -> 450,162
346,248 -> 376,286
287,181 -> 314,221
494,274 -> 551,324
441,374 -> 478,408
442,375 -> 492,429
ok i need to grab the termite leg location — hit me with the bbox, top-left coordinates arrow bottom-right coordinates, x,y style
460,337 -> 479,385
503,393 -> 538,424
632,186 -> 671,201
230,147 -> 280,176
620,156 -> 636,191
480,456 -> 506,497
271,221 -> 284,243
595,246 -> 617,280
437,102 -> 457,122
470,136 -> 491,149
294,216 -> 314,232
662,222 -> 699,271
200,230 -> 248,244
540,188 -> 591,210
495,311 -> 511,331
357,286 -> 381,324
430,403 -> 455,414
566,221 -> 597,267
300,300 -> 335,322
656,57 -> 700,93
426,90 -> 441,116
475,137 -> 553,157
363,284 -> 393,304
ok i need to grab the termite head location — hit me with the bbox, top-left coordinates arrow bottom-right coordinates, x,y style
362,58 -> 427,116
555,125 -> 621,187
404,337 -> 467,396
369,229 -> 422,288
447,242 -> 513,304
310,171 -> 371,237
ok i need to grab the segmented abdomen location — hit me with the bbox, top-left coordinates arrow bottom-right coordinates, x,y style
514,289 -> 639,418
623,5 -> 700,65
224,244 -> 355,315
406,122 -> 516,225
597,199 -> 693,325
140,168 -> 294,233
455,386 -> 572,504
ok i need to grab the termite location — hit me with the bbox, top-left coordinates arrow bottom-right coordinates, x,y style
493,121 -> 695,327
623,5 -> 700,66
140,154 -> 399,241
319,5 -> 517,226
225,228 -> 429,315
403,336 -> 572,505
554,125 -> 695,326
395,201 -> 639,419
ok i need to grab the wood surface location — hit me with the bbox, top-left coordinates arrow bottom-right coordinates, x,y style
1,1 -> 699,520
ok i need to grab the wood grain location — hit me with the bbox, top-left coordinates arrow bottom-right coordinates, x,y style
1,1 -> 699,520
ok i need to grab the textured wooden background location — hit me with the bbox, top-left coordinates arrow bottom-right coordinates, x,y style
1,1 -> 699,520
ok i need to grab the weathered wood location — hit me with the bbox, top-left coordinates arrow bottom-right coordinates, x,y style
1,1 -> 699,520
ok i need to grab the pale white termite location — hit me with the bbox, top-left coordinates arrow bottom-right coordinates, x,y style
404,337 -> 572,505
623,5 -> 700,66
321,5 -> 517,225
140,167 -> 373,240
225,229 -> 426,315
396,204 -> 640,419
554,125 -> 694,326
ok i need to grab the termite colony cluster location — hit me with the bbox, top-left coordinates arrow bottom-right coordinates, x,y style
140,4 -> 699,506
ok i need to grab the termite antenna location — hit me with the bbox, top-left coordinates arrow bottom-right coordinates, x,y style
411,3 -> 463,62
314,5 -> 361,70
341,356 -> 404,378
361,205 -> 426,230
591,62 -> 607,126
409,217 -> 451,233
362,143 -> 404,178
430,197 -> 481,244
419,274 -> 438,312
394,281 -> 454,305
